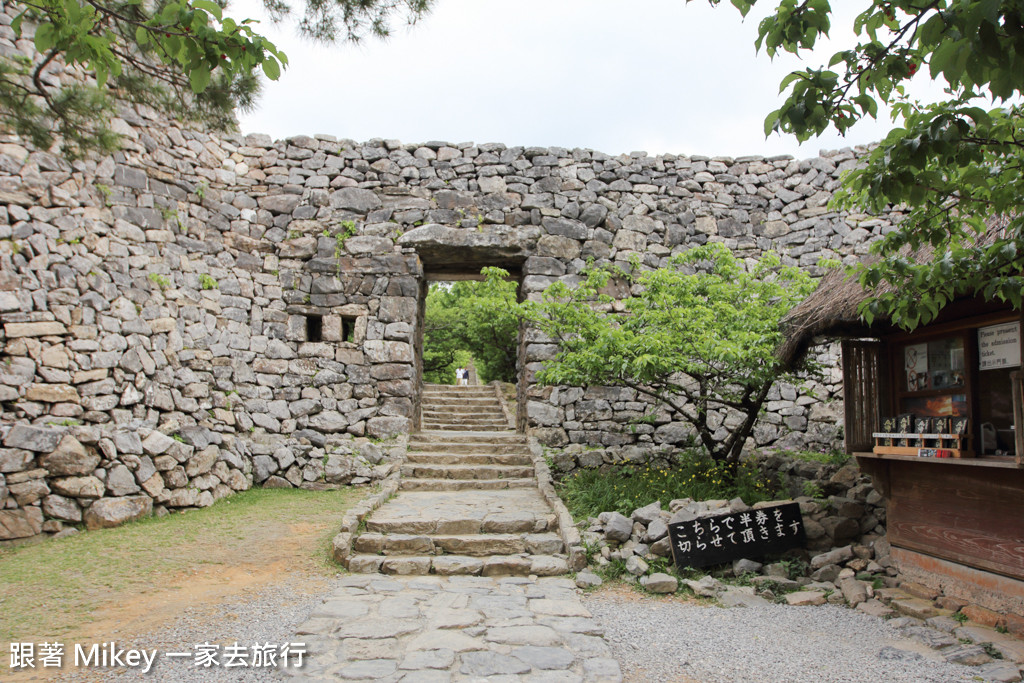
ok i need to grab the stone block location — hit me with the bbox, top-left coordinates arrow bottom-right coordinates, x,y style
40,436 -> 98,476
4,425 -> 62,452
0,508 -> 44,540
83,496 -> 153,529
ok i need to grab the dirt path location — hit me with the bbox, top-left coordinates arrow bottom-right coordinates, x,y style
1,489 -> 361,680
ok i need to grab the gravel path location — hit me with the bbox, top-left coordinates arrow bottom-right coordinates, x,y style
584,590 -> 979,683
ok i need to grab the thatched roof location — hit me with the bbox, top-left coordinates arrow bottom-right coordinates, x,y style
777,267 -> 887,368
778,215 -> 1015,368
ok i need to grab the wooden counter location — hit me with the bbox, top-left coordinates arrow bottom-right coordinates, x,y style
856,453 -> 1024,581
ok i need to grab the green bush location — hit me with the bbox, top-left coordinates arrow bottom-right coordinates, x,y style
556,451 -> 780,520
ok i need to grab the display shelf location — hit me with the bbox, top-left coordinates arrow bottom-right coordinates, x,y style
871,432 -> 973,458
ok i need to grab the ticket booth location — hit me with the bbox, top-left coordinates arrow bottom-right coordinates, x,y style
782,282 -> 1024,618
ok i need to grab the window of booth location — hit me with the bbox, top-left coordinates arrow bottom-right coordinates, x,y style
890,318 -> 1021,458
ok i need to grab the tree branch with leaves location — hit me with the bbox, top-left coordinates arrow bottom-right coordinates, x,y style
525,244 -> 818,465
707,0 -> 1024,329
0,0 -> 433,156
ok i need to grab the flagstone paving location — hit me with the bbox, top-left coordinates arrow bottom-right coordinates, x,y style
282,574 -> 623,682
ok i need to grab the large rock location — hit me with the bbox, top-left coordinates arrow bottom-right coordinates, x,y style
84,496 -> 153,530
0,508 -> 44,539
40,436 -> 99,477
43,494 -> 82,522
631,501 -> 662,524
105,464 -> 140,496
4,425 -> 62,452
810,545 -> 854,570
324,454 -> 355,484
603,512 -> 633,543
330,187 -> 382,212
366,416 -> 408,439
0,449 -> 34,473
643,573 -> 679,594
51,476 -> 105,498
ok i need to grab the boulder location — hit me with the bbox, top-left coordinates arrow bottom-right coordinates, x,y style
43,494 -> 82,522
631,501 -> 662,524
839,577 -> 869,607
40,438 -> 98,475
733,558 -> 763,575
0,508 -> 44,539
0,449 -> 35,473
105,464 -> 140,496
603,512 -> 633,543
84,496 -> 153,529
810,545 -> 854,570
51,476 -> 105,498
683,575 -> 723,598
575,570 -> 603,589
646,518 -> 669,542
643,573 -> 679,594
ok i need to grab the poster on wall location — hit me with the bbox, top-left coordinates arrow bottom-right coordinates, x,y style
978,322 -> 1021,370
904,342 -> 929,391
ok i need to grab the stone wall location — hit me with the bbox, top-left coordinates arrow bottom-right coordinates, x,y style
0,5 -> 901,541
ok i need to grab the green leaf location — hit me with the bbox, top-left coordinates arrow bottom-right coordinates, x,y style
261,57 -> 281,80
191,0 -> 223,21
188,63 -> 211,92
33,23 -> 56,53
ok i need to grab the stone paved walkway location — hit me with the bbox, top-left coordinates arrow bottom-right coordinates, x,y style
282,574 -> 623,682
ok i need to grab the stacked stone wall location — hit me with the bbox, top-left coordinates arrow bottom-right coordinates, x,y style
0,5 -> 900,541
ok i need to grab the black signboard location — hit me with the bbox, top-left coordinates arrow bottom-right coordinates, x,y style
667,502 -> 806,569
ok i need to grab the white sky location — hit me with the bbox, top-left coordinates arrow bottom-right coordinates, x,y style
235,0 -> 939,159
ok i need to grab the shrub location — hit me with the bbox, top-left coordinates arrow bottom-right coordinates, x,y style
556,450 -> 780,520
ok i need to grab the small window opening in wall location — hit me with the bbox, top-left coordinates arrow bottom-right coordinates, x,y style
341,317 -> 356,343
306,314 -> 323,342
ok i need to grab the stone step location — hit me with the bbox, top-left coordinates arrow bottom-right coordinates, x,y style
409,442 -> 529,455
400,463 -> 535,480
421,422 -> 510,431
365,491 -> 557,534
412,430 -> 527,444
423,385 -> 496,394
422,414 -> 508,424
346,553 -> 569,577
421,399 -> 503,409
352,531 -> 564,557
422,392 -> 498,401
422,402 -> 504,411
405,452 -> 533,466
422,409 -> 506,419
400,477 -> 535,491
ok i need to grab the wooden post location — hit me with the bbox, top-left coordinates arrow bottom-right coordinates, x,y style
1012,371 -> 1024,468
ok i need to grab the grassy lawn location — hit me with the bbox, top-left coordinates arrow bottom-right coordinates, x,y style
0,487 -> 362,646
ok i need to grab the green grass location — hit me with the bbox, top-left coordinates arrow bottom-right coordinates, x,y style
0,488 -> 360,645
557,453 -> 780,520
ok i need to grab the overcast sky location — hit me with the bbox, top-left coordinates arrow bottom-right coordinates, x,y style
235,0 -> 934,160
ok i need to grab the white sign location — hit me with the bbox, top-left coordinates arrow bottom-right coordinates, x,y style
978,321 -> 1021,370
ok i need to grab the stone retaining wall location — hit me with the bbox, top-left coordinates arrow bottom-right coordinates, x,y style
0,6 -> 900,541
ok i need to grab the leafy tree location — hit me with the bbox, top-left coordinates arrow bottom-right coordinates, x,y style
525,244 -> 817,464
1,0 -> 433,156
422,267 -> 520,385
709,0 -> 1024,329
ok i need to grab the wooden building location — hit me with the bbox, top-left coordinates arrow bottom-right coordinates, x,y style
781,267 -> 1024,618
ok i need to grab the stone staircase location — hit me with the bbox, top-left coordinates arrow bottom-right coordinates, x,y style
420,384 -> 510,431
344,384 -> 570,576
